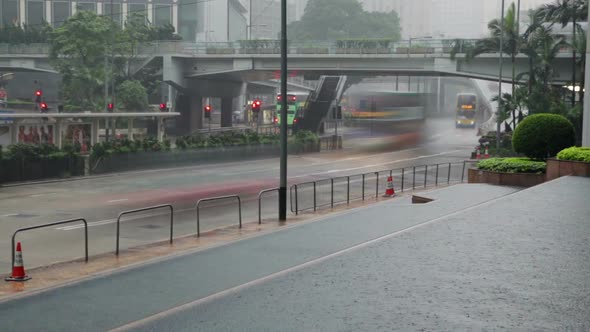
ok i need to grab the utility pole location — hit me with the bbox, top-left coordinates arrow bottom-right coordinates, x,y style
497,0 -> 505,150
279,0 -> 288,221
583,3 -> 590,146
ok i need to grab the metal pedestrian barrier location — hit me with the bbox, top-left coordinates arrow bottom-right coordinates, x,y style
10,218 -> 89,268
258,188 -> 279,224
196,195 -> 242,237
290,161 -> 476,214
116,204 -> 174,255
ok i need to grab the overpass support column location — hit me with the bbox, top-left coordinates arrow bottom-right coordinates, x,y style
127,118 -> 134,141
221,97 -> 233,127
92,119 -> 99,145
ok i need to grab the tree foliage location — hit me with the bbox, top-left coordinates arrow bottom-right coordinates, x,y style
512,114 -> 575,160
287,0 -> 401,41
48,11 -> 180,112
117,80 -> 148,111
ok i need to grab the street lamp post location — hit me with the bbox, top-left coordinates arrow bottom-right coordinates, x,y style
497,0 -> 506,150
279,0 -> 287,221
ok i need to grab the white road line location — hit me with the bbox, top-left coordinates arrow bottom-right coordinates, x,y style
57,207 -> 195,231
107,199 -> 129,203
1,213 -> 18,217
289,149 -> 464,179
108,191 -> 505,332
30,192 -> 54,198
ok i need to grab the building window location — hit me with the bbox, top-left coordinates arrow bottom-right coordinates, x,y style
1,0 -> 19,26
53,2 -> 70,27
77,2 -> 96,13
178,0 -> 197,41
153,4 -> 172,26
27,0 -> 45,26
104,3 -> 123,25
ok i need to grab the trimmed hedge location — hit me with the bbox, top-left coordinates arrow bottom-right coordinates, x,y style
557,146 -> 590,163
477,158 -> 547,174
512,114 -> 575,160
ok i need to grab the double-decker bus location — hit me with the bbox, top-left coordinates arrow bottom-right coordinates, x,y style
455,93 -> 477,128
275,92 -> 309,127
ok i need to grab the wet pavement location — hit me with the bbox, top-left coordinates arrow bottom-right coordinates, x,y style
0,177 -> 588,331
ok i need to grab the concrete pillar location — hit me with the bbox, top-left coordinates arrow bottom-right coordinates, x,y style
11,121 -> 19,145
172,0 -> 179,34
189,95 -> 203,132
92,118 -> 99,145
97,2 -> 103,14
71,2 -> 77,15
156,117 -> 164,142
45,0 -> 52,25
221,97 -> 233,127
111,119 -> 117,138
147,2 -> 153,23
19,0 -> 26,25
55,119 -> 63,149
128,118 -> 134,140
583,7 -> 590,146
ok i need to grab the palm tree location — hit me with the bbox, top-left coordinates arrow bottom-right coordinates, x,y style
539,0 -> 588,106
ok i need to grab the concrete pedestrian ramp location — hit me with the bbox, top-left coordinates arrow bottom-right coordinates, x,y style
1,178 -> 588,331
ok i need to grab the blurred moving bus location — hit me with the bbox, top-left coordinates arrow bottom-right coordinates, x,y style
455,93 -> 477,128
275,92 -> 310,127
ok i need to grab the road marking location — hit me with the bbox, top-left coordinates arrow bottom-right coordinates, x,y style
289,149 -> 465,178
107,199 -> 129,203
1,213 -> 18,217
108,190 -> 510,332
57,207 -> 195,231
30,192 -> 55,198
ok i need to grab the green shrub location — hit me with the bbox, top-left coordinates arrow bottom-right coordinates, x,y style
477,158 -> 547,174
293,130 -> 319,145
512,114 -> 575,160
556,146 -> 590,162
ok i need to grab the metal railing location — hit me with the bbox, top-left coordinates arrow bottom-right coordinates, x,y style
10,218 -> 88,268
3,39 -> 575,57
290,161 -> 476,214
196,195 -> 242,237
115,204 -> 174,255
258,188 -> 279,224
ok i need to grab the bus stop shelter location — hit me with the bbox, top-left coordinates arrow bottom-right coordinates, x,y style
0,112 -> 180,149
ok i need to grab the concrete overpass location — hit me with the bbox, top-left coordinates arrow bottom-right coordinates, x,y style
0,40 -> 580,133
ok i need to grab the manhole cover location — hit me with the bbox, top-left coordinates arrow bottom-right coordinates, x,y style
140,224 -> 162,229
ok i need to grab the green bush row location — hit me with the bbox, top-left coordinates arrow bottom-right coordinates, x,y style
175,131 -> 280,150
91,137 -> 171,160
1,143 -> 81,161
556,146 -> 590,163
335,39 -> 392,49
477,158 -> 547,174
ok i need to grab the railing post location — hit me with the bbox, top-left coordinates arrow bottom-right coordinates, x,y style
197,204 -> 201,237
461,160 -> 467,183
362,174 -> 365,200
313,182 -> 317,211
330,178 -> 334,208
237,196 -> 242,228
169,205 -> 174,244
435,164 -> 439,186
295,185 -> 299,215
424,165 -> 428,188
401,168 -> 405,192
346,176 -> 350,205
447,162 -> 452,184
375,172 -> 379,198
412,166 -> 416,190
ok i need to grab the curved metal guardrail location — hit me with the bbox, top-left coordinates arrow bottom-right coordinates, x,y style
10,218 -> 88,268
116,204 -> 174,256
196,195 -> 242,237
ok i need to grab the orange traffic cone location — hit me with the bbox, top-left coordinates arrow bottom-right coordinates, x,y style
484,147 -> 489,158
6,242 -> 31,282
476,147 -> 481,159
383,176 -> 396,197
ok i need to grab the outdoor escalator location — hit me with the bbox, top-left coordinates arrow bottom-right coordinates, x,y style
295,76 -> 343,133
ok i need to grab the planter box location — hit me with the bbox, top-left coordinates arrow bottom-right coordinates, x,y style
546,158 -> 590,181
468,168 -> 545,187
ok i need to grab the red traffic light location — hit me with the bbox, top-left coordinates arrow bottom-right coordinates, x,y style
204,105 -> 212,112
40,102 -> 48,109
255,100 -> 261,106
35,90 -> 42,97
159,103 -> 167,111
107,103 -> 114,111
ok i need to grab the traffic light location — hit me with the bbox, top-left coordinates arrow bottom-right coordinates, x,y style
35,90 -> 42,103
252,99 -> 261,113
107,103 -> 114,112
204,105 -> 212,119
159,103 -> 167,112
40,102 -> 48,113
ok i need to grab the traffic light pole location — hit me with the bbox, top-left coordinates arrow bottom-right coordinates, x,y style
279,0 -> 288,221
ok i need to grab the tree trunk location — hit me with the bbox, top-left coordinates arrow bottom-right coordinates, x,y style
572,17 -> 577,107
511,55 -> 516,128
